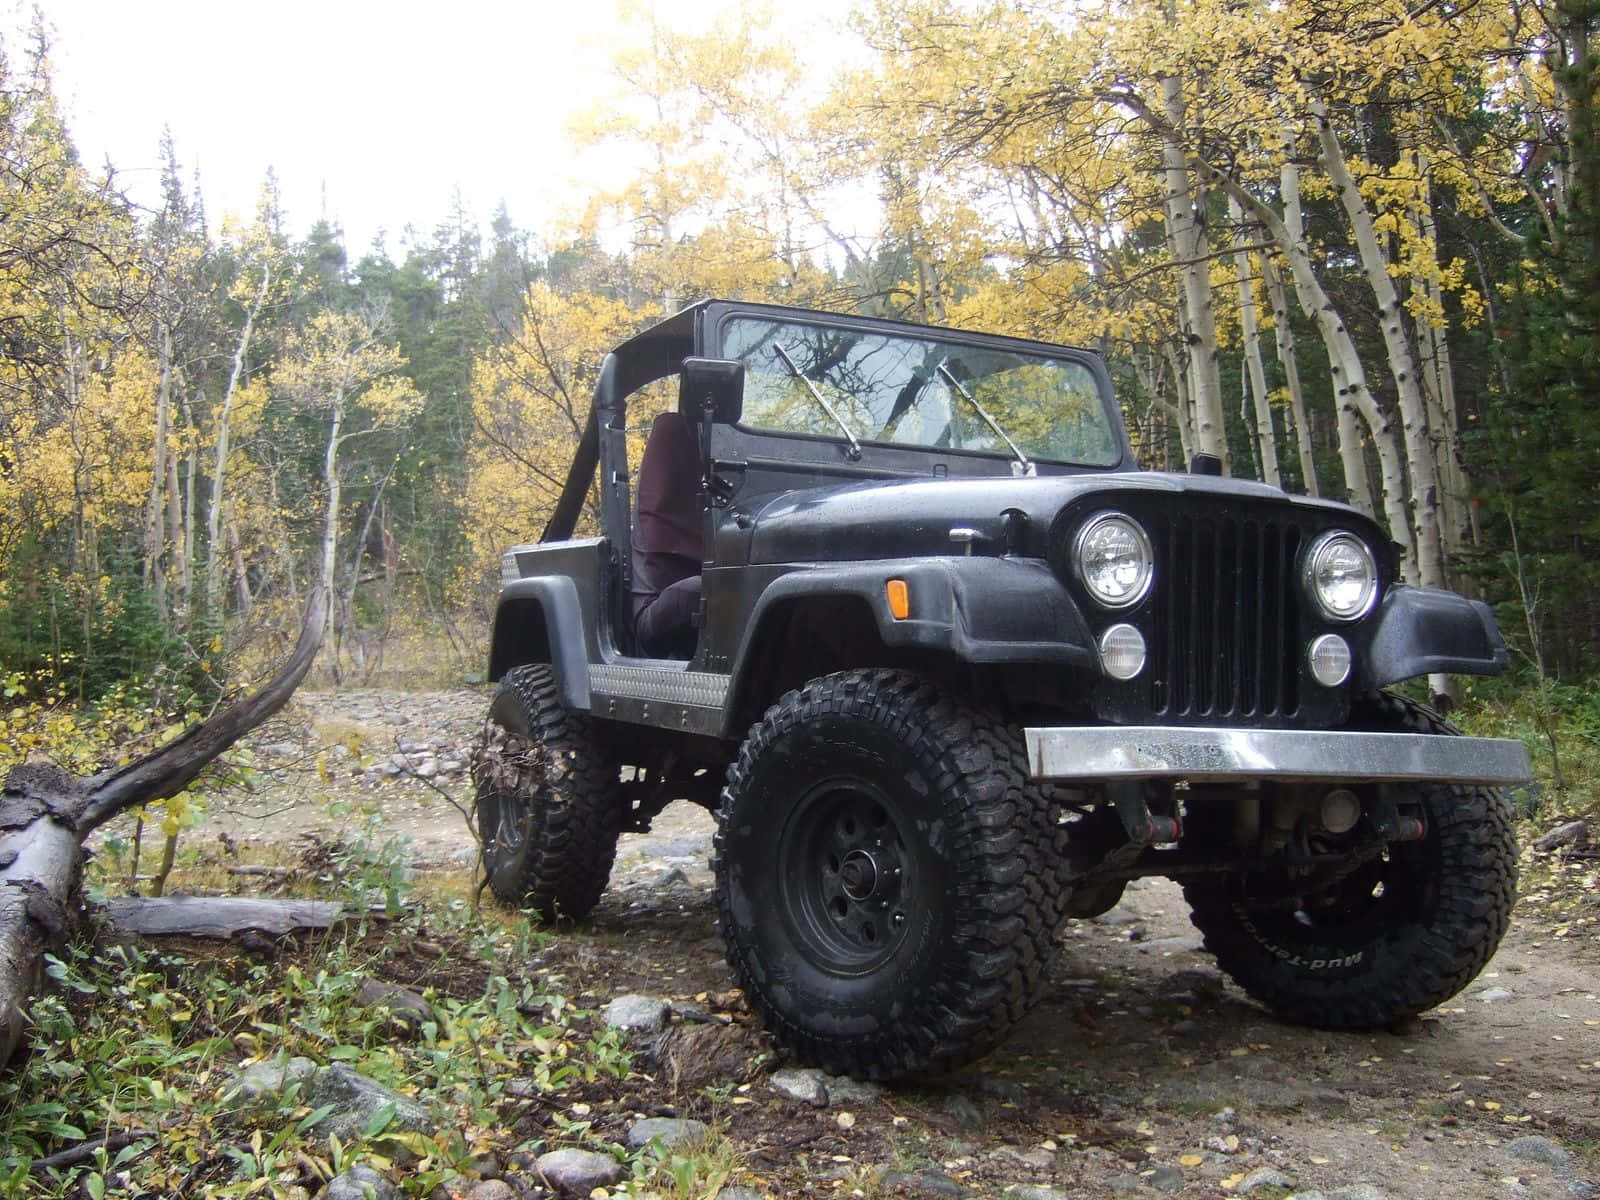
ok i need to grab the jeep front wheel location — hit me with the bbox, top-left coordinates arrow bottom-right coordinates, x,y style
1183,691 -> 1518,1028
473,664 -> 624,921
715,669 -> 1064,1080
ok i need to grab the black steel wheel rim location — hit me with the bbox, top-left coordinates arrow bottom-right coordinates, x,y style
776,778 -> 914,975
477,716 -> 531,868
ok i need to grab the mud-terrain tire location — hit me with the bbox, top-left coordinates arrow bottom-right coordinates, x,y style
1184,691 -> 1518,1028
473,665 -> 624,921
715,668 -> 1066,1080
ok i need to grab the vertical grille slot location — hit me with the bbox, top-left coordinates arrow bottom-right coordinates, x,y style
1149,511 -> 1301,721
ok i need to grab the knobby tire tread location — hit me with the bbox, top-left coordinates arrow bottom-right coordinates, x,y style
716,668 -> 1065,1079
480,665 -> 623,922
1184,690 -> 1518,1029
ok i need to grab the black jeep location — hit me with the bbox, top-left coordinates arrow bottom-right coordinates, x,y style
475,299 -> 1529,1080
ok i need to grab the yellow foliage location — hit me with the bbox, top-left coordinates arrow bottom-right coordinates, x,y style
466,282 -> 649,575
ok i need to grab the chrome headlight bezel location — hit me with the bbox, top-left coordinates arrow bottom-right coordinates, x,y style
1074,512 -> 1154,610
1303,531 -> 1378,622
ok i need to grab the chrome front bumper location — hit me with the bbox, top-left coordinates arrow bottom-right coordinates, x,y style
1024,726 -> 1532,786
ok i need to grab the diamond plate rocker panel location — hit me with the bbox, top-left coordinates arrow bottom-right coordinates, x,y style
588,665 -> 730,710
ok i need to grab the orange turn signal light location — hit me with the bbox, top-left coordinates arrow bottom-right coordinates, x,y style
886,578 -> 910,620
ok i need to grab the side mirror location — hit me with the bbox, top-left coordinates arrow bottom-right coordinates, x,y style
1189,452 -> 1223,476
679,357 -> 744,425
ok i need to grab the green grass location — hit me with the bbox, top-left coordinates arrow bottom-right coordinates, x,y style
0,833 -> 667,1199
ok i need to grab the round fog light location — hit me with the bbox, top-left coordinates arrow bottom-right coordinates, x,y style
1098,623 -> 1147,681
1308,633 -> 1352,686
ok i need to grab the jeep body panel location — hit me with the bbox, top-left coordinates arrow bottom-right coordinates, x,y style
490,296 -> 1522,767
488,539 -> 605,707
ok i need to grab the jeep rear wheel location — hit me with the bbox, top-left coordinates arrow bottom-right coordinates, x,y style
1183,691 -> 1518,1029
473,665 -> 624,921
715,669 -> 1064,1080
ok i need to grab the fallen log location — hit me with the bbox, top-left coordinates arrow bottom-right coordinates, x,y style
0,765 -> 86,1067
1532,818 -> 1590,854
0,587 -> 329,1067
101,896 -> 350,939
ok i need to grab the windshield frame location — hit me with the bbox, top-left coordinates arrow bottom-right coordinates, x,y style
710,308 -> 1128,473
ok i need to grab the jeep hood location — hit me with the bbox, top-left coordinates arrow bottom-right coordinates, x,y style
739,472 -> 1373,565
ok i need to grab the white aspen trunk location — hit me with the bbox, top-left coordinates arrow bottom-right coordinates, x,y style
1184,158 -> 1416,579
1313,102 -> 1446,591
1229,196 -> 1281,486
169,390 -> 193,633
1263,254 -> 1323,499
144,324 -> 172,623
1136,353 -> 1186,466
1159,341 -> 1196,466
206,262 -> 269,612
1282,155 -> 1381,521
1408,152 -> 1468,556
164,389 -> 187,631
1160,72 -> 1227,466
319,390 -> 346,653
228,524 -> 253,617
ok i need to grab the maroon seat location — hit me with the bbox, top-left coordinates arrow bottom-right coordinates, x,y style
630,411 -> 703,658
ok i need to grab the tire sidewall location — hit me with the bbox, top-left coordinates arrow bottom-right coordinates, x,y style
723,708 -> 963,1039
719,675 -> 1030,1070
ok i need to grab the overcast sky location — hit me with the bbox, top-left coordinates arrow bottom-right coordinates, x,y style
36,0 -> 850,255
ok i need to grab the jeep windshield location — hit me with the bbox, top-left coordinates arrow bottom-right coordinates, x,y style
720,315 -> 1121,468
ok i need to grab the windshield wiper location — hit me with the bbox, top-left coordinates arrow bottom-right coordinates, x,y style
773,342 -> 862,460
937,363 -> 1035,476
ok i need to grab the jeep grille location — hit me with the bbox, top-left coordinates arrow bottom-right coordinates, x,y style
1145,512 -> 1304,721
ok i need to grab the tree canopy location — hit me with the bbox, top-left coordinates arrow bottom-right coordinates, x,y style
3,0 -> 1598,698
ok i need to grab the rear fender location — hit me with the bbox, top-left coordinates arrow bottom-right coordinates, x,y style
488,577 -> 591,710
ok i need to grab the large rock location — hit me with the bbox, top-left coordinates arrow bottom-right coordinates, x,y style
770,1066 -> 829,1106
650,1022 -> 771,1089
307,1063 -> 432,1142
228,1055 -> 318,1104
354,978 -> 435,1032
536,1148 -> 624,1194
826,1074 -> 886,1105
603,993 -> 672,1034
323,1165 -> 400,1200
880,1168 -> 964,1197
1239,1168 -> 1294,1193
628,1116 -> 710,1150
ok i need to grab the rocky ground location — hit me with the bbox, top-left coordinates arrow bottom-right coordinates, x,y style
196,688 -> 1599,1200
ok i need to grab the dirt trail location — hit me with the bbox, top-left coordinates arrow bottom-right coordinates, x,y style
208,689 -> 1599,1200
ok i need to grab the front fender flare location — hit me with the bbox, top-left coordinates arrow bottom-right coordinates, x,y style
1358,585 -> 1510,689
730,556 -> 1096,679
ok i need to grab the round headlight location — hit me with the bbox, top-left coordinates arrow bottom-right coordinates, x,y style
1303,531 -> 1378,621
1074,513 -> 1154,609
